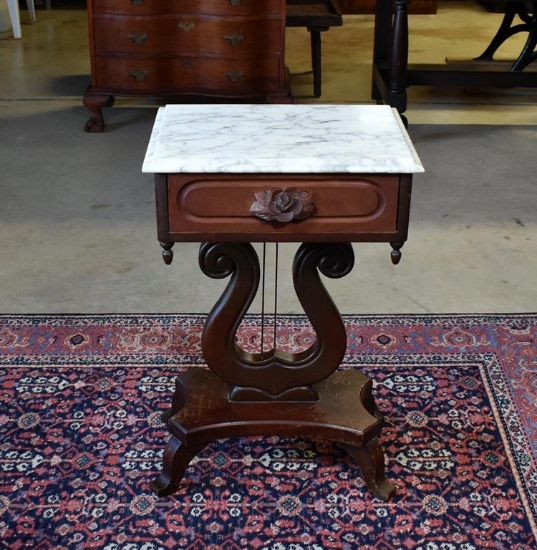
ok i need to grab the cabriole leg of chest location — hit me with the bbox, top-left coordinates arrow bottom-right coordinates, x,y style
82,87 -> 115,133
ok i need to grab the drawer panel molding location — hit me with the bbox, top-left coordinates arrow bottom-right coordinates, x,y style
165,174 -> 401,241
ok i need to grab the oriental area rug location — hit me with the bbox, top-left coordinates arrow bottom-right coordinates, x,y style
0,313 -> 536,549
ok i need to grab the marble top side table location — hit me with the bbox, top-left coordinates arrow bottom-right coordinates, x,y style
142,104 -> 424,501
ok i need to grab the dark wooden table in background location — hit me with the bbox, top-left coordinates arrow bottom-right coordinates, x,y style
372,0 -> 537,121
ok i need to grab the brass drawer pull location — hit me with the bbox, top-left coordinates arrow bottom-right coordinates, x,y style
129,69 -> 149,82
225,71 -> 244,82
128,32 -> 148,45
224,34 -> 245,46
178,21 -> 196,32
250,188 -> 317,223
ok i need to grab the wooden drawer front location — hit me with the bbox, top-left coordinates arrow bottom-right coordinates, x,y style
166,175 -> 401,242
93,56 -> 282,93
92,0 -> 282,16
93,17 -> 282,56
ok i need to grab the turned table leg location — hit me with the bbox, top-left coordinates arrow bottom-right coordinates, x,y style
389,0 -> 410,120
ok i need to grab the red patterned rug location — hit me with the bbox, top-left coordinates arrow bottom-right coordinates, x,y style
0,313 -> 536,549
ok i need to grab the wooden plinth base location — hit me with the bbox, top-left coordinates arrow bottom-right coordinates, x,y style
151,368 -> 396,501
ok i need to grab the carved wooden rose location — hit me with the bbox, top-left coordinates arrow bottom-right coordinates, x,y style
250,187 -> 317,223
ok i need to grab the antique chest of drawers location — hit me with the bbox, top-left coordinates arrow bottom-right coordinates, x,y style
83,0 -> 291,132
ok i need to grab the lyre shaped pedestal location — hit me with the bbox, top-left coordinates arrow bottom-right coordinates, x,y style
200,241 -> 353,401
151,243 -> 396,501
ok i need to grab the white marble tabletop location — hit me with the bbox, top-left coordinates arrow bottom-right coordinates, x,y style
142,104 -> 424,174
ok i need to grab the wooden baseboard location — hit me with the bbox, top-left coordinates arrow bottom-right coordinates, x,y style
342,0 -> 437,14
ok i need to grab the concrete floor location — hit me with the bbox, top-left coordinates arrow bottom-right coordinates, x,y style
0,2 -> 536,314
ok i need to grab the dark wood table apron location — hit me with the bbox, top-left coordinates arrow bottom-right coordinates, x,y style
372,0 -> 537,120
149,170 -> 414,501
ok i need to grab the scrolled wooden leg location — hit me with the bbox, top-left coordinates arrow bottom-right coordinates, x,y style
150,436 -> 207,497
339,438 -> 396,501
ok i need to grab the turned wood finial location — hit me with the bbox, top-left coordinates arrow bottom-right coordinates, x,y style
160,242 -> 174,265
390,242 -> 403,265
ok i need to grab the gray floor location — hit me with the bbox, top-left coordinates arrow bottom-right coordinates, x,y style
1,4 -> 536,314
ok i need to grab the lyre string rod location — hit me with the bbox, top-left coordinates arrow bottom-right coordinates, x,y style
260,243 -> 266,354
273,243 -> 279,350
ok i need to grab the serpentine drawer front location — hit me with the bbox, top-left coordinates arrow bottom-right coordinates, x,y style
162,173 -> 407,242
93,57 -> 281,93
92,18 -> 282,56
92,0 -> 283,17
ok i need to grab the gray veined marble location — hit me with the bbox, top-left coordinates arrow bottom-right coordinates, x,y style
142,104 -> 424,175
